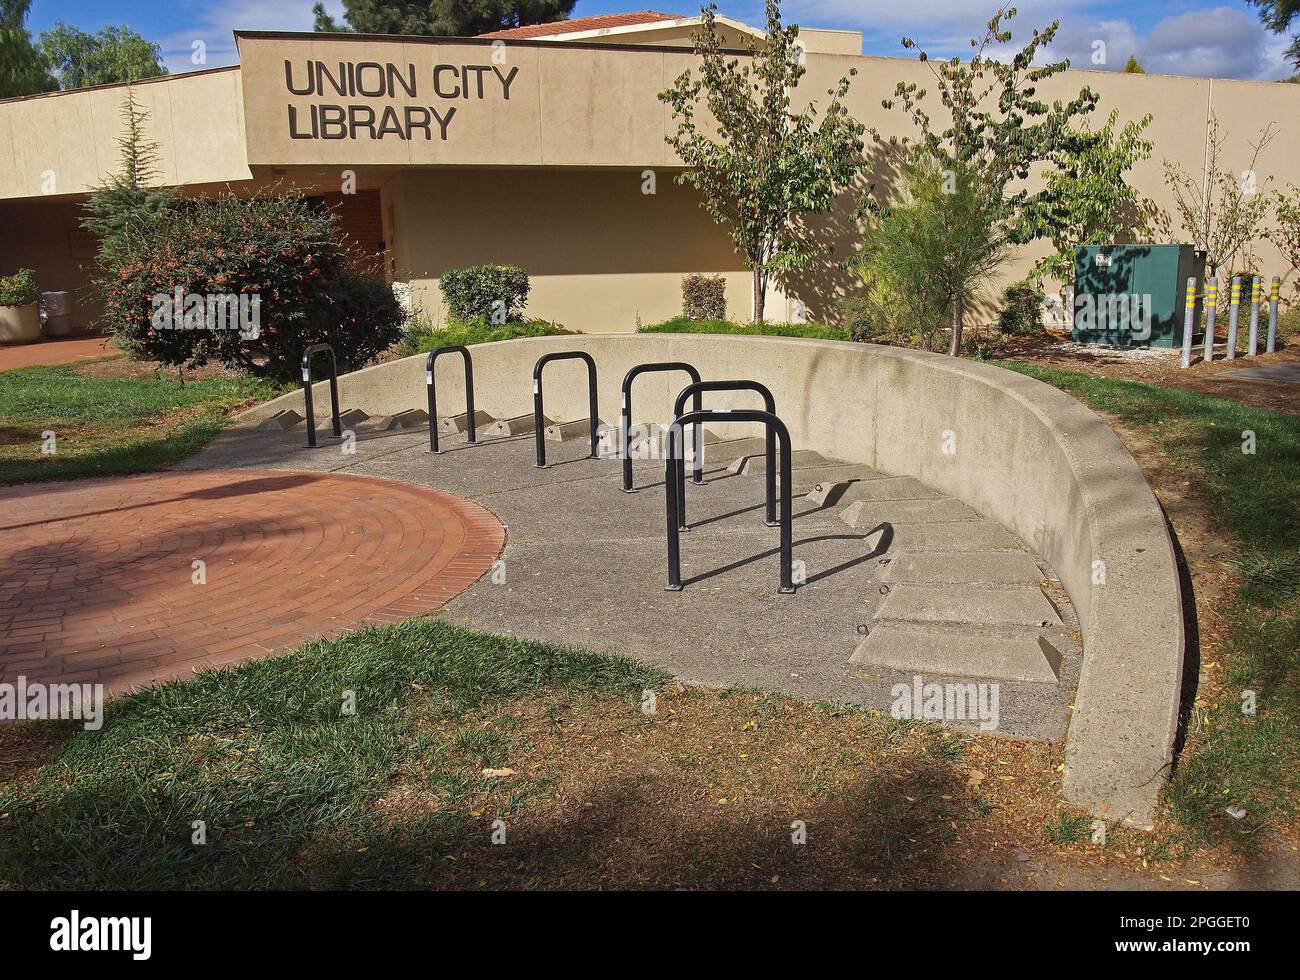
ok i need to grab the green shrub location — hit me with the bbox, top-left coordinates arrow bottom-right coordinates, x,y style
101,190 -> 404,383
396,314 -> 571,357
439,264 -> 530,324
640,317 -> 847,340
0,268 -> 39,307
681,274 -> 727,320
997,281 -> 1045,334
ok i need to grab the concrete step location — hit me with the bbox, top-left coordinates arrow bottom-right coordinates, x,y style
258,409 -> 304,431
438,409 -> 495,435
807,474 -> 942,507
876,582 -> 1062,628
386,408 -> 429,430
338,408 -> 369,429
878,551 -> 1046,586
545,418 -> 606,442
729,448 -> 831,475
855,521 -> 1024,552
841,497 -> 982,527
849,621 -> 1063,684
482,413 -> 552,438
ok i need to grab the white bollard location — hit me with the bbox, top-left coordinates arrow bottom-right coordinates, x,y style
1203,277 -> 1217,363
1226,276 -> 1241,359
1266,276 -> 1280,355
1247,276 -> 1261,357
1180,276 -> 1196,369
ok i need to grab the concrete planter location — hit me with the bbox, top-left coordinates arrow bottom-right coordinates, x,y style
0,302 -> 41,343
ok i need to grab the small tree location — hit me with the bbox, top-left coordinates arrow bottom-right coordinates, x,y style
1123,56 -> 1146,73
82,88 -> 175,272
660,1 -> 865,323
1272,185 -> 1300,281
1160,113 -> 1276,277
856,155 -> 1010,352
1018,109 -> 1154,314
872,3 -> 1099,353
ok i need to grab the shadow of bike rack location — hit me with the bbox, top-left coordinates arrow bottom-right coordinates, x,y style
666,408 -> 794,594
426,345 -> 477,454
533,351 -> 598,468
619,361 -> 702,492
673,380 -> 777,527
301,343 -> 340,449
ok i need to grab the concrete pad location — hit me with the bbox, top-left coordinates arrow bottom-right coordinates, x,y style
545,418 -> 604,442
840,497 -> 982,527
338,408 -> 369,428
849,622 -> 1063,684
1219,363 -> 1300,383
438,409 -> 495,434
257,409 -> 303,431
806,474 -> 940,506
482,413 -> 550,438
877,583 -> 1062,627
386,408 -> 429,430
880,551 -> 1046,585
729,449 -> 831,475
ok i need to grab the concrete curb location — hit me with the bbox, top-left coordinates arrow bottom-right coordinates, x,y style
239,335 -> 1183,826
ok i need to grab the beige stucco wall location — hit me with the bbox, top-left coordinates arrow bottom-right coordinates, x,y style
0,67 -> 251,200
385,168 -> 751,330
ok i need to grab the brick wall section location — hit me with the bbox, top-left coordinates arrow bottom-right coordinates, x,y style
320,189 -> 385,265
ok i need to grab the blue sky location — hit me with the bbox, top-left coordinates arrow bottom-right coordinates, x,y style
25,0 -> 1298,81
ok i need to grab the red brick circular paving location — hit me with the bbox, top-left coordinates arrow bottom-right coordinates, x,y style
0,469 -> 504,695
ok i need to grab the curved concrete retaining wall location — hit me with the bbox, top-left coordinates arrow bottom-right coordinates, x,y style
244,335 -> 1184,826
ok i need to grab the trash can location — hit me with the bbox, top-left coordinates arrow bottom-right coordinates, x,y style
40,290 -> 74,337
1072,245 -> 1205,347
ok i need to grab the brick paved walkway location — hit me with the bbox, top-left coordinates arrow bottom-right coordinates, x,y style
0,469 -> 504,695
0,335 -> 113,371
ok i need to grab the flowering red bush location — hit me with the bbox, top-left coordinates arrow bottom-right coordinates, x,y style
101,190 -> 404,382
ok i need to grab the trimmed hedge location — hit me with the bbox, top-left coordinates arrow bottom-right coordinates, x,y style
439,264 -> 530,324
681,274 -> 727,320
0,268 -> 38,307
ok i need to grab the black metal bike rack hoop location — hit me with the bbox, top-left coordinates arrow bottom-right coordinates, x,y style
666,408 -> 794,595
619,362 -> 702,492
673,380 -> 777,527
426,345 -> 476,454
532,351 -> 599,467
301,343 -> 341,449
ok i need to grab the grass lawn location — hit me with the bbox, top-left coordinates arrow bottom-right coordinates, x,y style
640,316 -> 850,340
0,360 -> 275,484
0,619 -> 1012,890
1005,363 -> 1300,851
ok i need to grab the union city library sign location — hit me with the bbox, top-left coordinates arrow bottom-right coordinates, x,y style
235,32 -> 682,168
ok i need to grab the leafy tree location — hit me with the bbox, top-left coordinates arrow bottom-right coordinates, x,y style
661,1 -> 865,323
1246,1 -> 1299,69
1159,112 -> 1276,277
313,0 -> 575,35
0,0 -> 56,98
1271,185 -> 1300,280
40,22 -> 166,89
82,89 -> 175,298
1123,56 -> 1146,73
871,3 -> 1099,354
1018,109 -> 1154,312
855,155 -> 1010,352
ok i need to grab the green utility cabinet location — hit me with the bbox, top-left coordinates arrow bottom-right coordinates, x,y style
1072,245 -> 1205,347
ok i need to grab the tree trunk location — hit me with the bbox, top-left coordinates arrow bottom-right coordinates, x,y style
752,268 -> 766,324
948,297 -> 963,357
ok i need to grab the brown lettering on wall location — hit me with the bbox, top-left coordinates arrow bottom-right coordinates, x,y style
281,59 -> 513,142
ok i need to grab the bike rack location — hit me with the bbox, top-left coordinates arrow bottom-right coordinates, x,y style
533,351 -> 599,467
666,408 -> 794,594
425,345 -> 477,454
619,362 -> 702,492
301,343 -> 341,449
673,380 -> 777,527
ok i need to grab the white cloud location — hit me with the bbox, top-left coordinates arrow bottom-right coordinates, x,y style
158,0 -> 343,73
